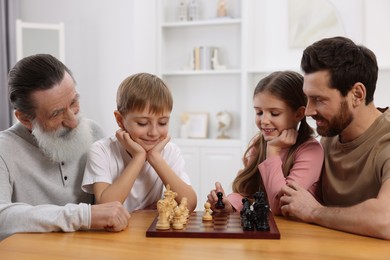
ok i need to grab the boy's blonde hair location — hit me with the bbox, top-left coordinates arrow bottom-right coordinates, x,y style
116,73 -> 173,115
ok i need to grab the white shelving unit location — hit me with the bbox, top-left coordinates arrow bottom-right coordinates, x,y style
156,0 -> 390,210
157,0 -> 245,210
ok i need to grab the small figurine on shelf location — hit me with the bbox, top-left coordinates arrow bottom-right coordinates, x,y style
217,0 -> 227,17
178,0 -> 188,22
180,113 -> 189,138
188,0 -> 199,21
211,48 -> 226,70
216,110 -> 232,139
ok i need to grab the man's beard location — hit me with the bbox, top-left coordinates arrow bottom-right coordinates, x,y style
31,116 -> 94,163
314,99 -> 353,137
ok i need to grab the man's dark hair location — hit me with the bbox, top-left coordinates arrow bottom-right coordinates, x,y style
301,36 -> 378,105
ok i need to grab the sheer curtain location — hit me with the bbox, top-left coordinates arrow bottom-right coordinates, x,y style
0,0 -> 17,131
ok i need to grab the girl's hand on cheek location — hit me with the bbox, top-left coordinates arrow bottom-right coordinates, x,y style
267,128 -> 298,157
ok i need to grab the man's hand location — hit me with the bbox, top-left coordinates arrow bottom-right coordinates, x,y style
91,201 -> 131,232
280,181 -> 323,222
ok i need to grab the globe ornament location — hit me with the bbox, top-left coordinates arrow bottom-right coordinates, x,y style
216,111 -> 232,139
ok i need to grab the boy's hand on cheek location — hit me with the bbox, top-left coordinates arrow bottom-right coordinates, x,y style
116,129 -> 146,158
147,135 -> 171,160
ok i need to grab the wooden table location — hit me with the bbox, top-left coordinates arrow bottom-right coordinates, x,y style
0,210 -> 389,259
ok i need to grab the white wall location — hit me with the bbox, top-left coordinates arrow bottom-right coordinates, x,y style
17,0 -> 157,135
17,0 -> 390,134
364,0 -> 390,109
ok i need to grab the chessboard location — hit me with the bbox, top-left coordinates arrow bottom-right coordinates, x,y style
146,211 -> 280,239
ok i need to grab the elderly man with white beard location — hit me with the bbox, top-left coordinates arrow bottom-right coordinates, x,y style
0,54 -> 130,240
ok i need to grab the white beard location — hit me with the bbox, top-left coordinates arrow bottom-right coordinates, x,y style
31,116 -> 94,163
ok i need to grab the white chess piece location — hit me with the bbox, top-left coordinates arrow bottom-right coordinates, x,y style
179,197 -> 189,225
202,202 -> 213,221
172,206 -> 184,230
156,199 -> 171,230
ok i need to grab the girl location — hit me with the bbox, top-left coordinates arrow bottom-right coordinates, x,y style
207,71 -> 323,215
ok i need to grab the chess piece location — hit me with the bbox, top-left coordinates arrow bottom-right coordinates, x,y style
259,204 -> 270,231
172,206 -> 184,230
156,199 -> 170,230
242,207 -> 254,231
179,197 -> 189,225
202,202 -> 213,221
240,197 -> 251,218
253,192 -> 270,231
164,185 -> 178,224
215,191 -> 225,210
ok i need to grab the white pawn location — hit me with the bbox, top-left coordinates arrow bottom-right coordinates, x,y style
202,202 -> 213,221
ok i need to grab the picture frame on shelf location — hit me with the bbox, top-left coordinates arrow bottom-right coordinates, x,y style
180,112 -> 209,139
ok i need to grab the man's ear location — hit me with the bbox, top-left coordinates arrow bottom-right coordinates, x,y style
351,82 -> 366,107
14,110 -> 33,130
114,110 -> 124,129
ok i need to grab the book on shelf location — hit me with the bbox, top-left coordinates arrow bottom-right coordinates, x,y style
193,46 -> 219,71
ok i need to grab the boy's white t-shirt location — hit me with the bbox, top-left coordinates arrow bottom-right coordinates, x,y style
82,136 -> 191,212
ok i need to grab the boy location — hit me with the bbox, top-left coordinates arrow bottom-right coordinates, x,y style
82,73 -> 197,212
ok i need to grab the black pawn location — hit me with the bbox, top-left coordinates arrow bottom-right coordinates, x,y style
215,191 -> 225,209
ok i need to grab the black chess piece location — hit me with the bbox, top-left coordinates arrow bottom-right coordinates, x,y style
240,197 -> 251,216
242,206 -> 254,231
240,197 -> 254,231
253,191 -> 270,231
240,197 -> 250,226
215,191 -> 225,209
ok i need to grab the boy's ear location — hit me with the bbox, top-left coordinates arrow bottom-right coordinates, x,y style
114,110 -> 125,129
14,110 -> 33,130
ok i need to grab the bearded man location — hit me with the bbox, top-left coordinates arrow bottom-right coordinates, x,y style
280,37 -> 390,240
0,54 -> 130,240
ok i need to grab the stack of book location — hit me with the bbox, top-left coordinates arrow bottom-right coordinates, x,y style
193,46 -> 218,70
